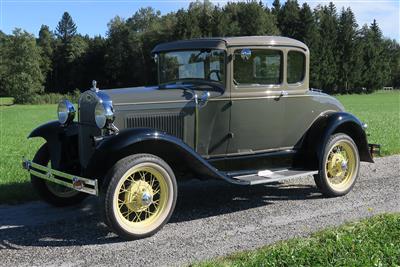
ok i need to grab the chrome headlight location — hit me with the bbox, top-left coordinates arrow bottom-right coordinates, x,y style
57,100 -> 75,125
95,101 -> 114,129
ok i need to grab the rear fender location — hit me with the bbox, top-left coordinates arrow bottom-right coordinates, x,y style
84,128 -> 225,183
301,112 -> 373,168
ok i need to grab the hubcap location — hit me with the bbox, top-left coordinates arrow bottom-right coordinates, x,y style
124,180 -> 154,212
326,141 -> 356,189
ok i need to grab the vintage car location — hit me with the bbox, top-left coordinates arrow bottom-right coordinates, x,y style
22,36 -> 379,239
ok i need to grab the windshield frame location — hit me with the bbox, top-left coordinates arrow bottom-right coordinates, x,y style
156,49 -> 227,88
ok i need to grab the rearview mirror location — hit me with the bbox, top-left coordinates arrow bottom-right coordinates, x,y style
240,48 -> 252,60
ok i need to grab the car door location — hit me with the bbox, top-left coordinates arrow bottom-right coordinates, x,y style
227,48 -> 286,155
280,49 -> 315,148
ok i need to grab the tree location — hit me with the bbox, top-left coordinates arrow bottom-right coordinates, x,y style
2,29 -> 44,103
337,7 -> 361,92
56,12 -> 77,43
37,25 -> 54,89
237,1 -> 279,36
359,20 -> 391,91
385,39 -> 400,88
315,3 -> 338,92
0,31 -> 7,96
52,12 -> 89,92
271,0 -> 281,16
279,0 -> 301,39
299,3 -> 320,87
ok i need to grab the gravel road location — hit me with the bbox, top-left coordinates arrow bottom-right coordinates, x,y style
0,155 -> 399,266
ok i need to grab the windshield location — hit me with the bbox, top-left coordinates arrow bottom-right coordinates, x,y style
158,49 -> 225,86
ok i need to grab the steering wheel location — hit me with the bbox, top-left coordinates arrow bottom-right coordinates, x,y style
208,70 -> 221,82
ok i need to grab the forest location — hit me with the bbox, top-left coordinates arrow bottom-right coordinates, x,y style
0,0 -> 399,103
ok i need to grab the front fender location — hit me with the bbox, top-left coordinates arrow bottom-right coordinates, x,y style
84,128 -> 225,182
311,112 -> 373,164
28,120 -> 78,168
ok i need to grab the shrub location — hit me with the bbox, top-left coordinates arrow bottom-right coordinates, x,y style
26,89 -> 81,104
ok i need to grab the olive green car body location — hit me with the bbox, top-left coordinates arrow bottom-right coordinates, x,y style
26,36 -> 374,194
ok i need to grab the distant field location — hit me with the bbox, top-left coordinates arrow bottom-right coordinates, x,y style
0,97 -> 14,106
0,91 -> 399,204
336,91 -> 400,156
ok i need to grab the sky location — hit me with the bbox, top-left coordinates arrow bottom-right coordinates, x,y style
0,0 -> 399,41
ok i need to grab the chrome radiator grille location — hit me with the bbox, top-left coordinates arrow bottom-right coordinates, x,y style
78,91 -> 101,168
126,113 -> 184,139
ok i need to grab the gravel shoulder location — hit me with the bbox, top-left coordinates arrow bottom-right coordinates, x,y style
0,155 -> 399,266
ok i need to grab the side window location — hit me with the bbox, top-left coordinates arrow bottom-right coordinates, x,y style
234,49 -> 282,85
287,51 -> 305,84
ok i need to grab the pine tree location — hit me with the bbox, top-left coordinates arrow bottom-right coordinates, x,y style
279,0 -> 301,39
299,3 -> 320,88
271,0 -> 281,16
337,7 -> 361,92
56,12 -> 77,43
237,1 -> 279,36
37,25 -> 54,89
315,4 -> 338,92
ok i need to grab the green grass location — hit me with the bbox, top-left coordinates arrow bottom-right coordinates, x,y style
195,213 -> 400,267
0,97 -> 14,105
0,91 -> 399,204
336,91 -> 400,156
0,104 -> 56,203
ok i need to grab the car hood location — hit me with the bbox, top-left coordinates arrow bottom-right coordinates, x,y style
103,85 -> 193,105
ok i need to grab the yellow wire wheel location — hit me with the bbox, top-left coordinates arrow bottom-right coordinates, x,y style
104,154 -> 177,239
315,133 -> 360,196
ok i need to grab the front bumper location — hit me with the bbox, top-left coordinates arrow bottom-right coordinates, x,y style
22,158 -> 98,196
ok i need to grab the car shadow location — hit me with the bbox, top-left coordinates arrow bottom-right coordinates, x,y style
0,179 -> 322,249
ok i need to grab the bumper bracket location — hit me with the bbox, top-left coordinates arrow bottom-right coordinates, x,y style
22,157 -> 98,196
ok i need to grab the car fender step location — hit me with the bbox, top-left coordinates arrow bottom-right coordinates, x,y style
228,169 -> 318,185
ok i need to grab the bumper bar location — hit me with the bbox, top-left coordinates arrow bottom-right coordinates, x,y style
368,143 -> 381,157
22,158 -> 98,196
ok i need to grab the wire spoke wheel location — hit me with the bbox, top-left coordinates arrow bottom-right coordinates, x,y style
325,141 -> 356,190
115,165 -> 168,227
105,154 -> 177,239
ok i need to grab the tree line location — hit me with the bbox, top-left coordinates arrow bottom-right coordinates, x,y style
0,0 -> 399,103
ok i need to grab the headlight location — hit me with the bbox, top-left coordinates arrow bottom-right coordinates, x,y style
57,100 -> 75,125
95,101 -> 114,129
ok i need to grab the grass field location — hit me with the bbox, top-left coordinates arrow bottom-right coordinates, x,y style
0,97 -> 14,106
195,213 -> 400,267
336,91 -> 400,156
0,91 -> 399,204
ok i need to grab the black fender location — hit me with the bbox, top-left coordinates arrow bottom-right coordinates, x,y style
84,128 -> 226,183
302,112 -> 373,168
28,120 -> 78,168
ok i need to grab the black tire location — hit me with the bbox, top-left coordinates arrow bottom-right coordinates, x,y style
31,144 -> 87,207
101,153 -> 177,240
314,133 -> 360,197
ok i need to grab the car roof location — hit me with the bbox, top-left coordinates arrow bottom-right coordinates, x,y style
152,36 -> 308,53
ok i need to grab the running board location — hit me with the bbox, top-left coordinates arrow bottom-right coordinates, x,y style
229,169 -> 318,185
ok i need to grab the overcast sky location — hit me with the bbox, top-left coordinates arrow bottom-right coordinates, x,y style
1,0 -> 399,41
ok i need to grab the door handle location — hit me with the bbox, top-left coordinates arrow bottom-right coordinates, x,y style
280,90 -> 288,97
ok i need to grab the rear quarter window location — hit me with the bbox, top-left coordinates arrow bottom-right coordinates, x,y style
287,51 -> 305,84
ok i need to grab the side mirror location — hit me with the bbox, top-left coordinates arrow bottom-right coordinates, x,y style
240,48 -> 252,60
